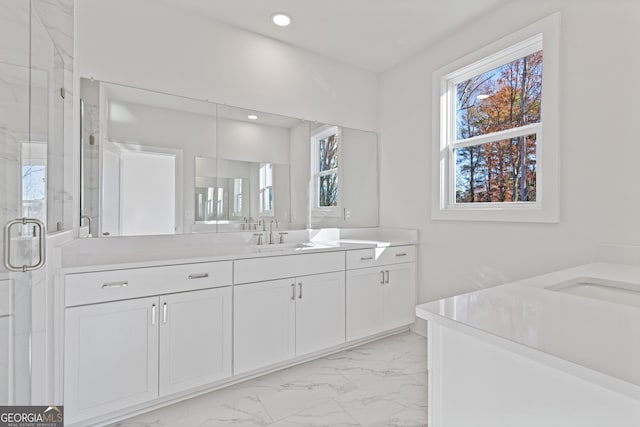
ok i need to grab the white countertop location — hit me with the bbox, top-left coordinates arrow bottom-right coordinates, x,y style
416,262 -> 640,400
59,228 -> 418,274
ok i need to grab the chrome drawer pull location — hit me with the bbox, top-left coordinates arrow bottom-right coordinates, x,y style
380,271 -> 385,284
298,283 -> 303,299
151,304 -> 157,325
163,302 -> 168,323
385,270 -> 390,284
395,253 -> 408,257
360,256 -> 374,261
188,273 -> 209,280
102,281 -> 128,289
291,283 -> 296,300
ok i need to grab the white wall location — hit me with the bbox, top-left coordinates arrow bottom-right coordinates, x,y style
378,0 -> 640,317
217,118 -> 290,164
76,0 -> 378,131
107,100 -> 217,232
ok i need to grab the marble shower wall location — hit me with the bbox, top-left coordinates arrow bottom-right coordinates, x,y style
32,0 -> 75,233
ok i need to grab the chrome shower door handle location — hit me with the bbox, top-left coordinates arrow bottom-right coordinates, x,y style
3,217 -> 46,272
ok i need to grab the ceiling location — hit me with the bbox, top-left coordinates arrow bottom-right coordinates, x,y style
159,0 -> 507,72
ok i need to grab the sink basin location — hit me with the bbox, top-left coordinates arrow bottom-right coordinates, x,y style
547,277 -> 640,308
252,242 -> 307,252
251,242 -> 338,253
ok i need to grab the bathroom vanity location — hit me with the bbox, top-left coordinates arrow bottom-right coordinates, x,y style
416,263 -> 640,427
59,228 -> 417,426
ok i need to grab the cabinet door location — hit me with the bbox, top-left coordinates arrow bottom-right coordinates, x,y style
64,297 -> 159,424
159,287 -> 232,396
383,263 -> 416,330
346,267 -> 384,341
295,272 -> 345,357
234,279 -> 296,375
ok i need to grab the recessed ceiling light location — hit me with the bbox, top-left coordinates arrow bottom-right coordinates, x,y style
476,94 -> 490,100
272,13 -> 291,27
248,114 -> 258,120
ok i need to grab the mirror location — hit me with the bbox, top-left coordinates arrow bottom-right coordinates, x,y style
308,123 -> 379,229
79,78 -> 379,237
194,157 -> 291,232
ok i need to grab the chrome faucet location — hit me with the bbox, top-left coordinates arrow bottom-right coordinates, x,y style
81,215 -> 92,232
253,233 -> 264,245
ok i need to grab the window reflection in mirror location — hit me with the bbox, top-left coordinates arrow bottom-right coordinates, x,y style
212,105 -> 302,232
308,124 -> 378,229
194,156 -> 290,232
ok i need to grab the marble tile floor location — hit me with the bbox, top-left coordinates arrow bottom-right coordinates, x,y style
109,331 -> 427,427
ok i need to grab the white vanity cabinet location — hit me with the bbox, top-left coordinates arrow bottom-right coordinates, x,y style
233,278 -> 296,374
60,239 -> 418,425
64,296 -> 159,423
234,271 -> 345,375
233,252 -> 346,375
159,287 -> 232,395
345,245 -> 416,341
63,261 -> 233,424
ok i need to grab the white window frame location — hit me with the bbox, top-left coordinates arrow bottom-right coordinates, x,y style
259,162 -> 274,217
432,13 -> 560,223
310,125 -> 342,216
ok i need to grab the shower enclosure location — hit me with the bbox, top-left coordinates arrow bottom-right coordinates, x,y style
0,0 -> 70,405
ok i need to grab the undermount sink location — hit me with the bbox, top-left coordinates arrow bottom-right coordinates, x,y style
547,277 -> 640,308
251,242 -> 336,252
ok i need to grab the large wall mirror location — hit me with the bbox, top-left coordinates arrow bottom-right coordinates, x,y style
79,78 -> 378,237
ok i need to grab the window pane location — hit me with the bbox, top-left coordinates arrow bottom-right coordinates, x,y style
265,163 -> 272,187
318,173 -> 338,207
455,134 -> 536,203
456,51 -> 542,140
319,133 -> 339,172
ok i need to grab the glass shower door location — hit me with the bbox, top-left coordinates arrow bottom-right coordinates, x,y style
0,0 -> 52,405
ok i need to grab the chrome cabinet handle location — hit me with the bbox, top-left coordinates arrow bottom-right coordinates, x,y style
291,283 -> 295,300
102,281 -> 128,289
163,302 -> 168,323
3,217 -> 46,272
188,273 -> 209,280
360,256 -> 374,261
380,271 -> 385,284
385,270 -> 390,284
298,282 -> 303,299
395,253 -> 408,257
151,304 -> 157,325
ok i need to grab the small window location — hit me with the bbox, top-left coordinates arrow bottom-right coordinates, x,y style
233,178 -> 243,217
311,125 -> 341,213
432,14 -> 559,222
259,162 -> 274,216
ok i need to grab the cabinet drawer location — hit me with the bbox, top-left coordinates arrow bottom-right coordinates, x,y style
65,261 -> 233,307
234,252 -> 345,284
346,245 -> 416,270
0,280 -> 9,316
